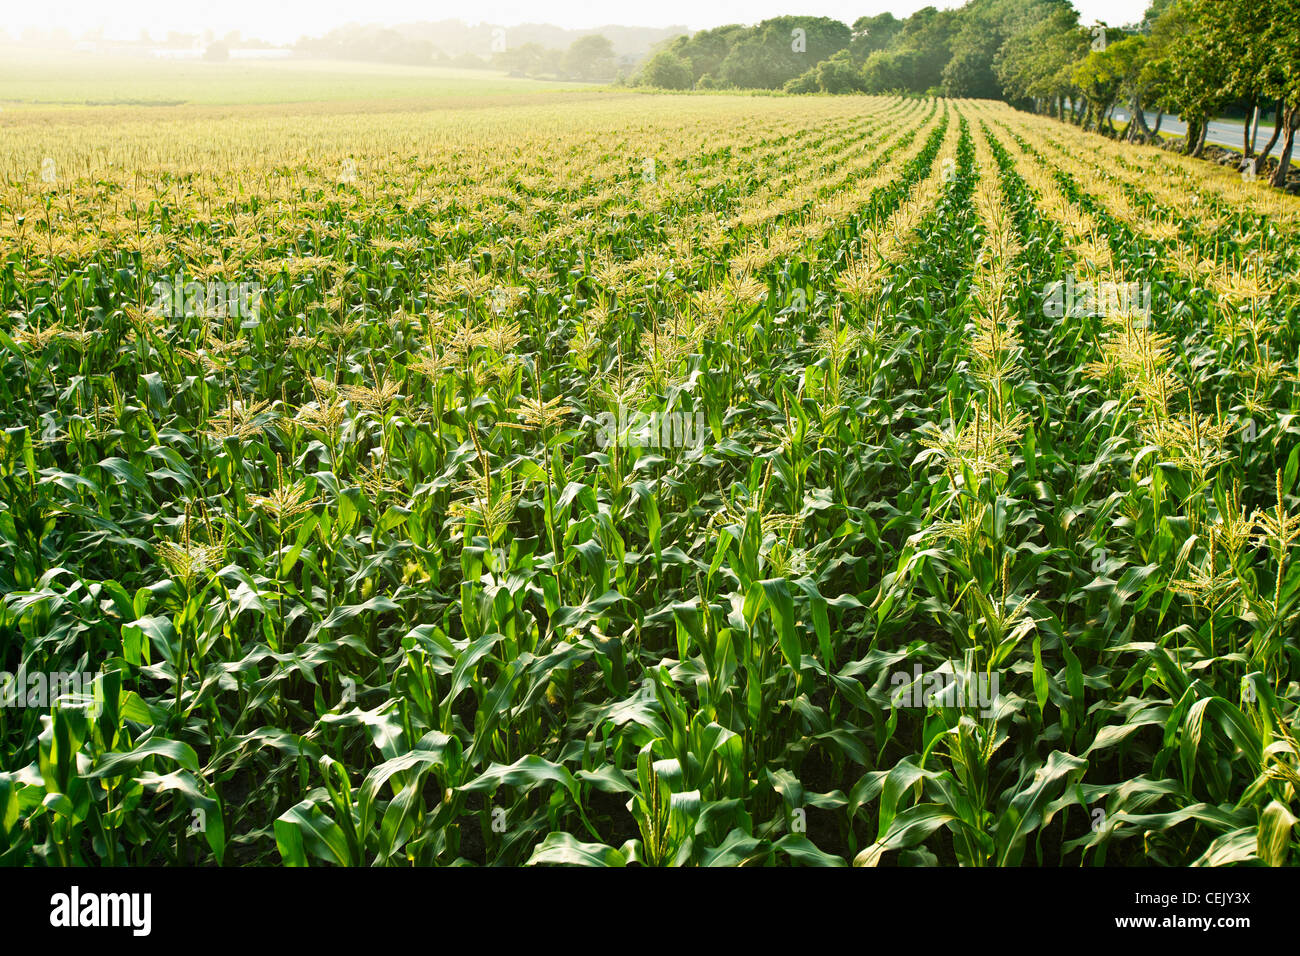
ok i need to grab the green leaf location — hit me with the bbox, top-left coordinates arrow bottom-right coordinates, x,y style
1258,801 -> 1297,867
527,832 -> 626,866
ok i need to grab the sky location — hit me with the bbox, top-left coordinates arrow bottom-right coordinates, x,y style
6,0 -> 1152,45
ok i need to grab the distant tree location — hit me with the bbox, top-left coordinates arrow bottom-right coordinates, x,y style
663,25 -> 748,85
861,48 -> 926,94
849,13 -> 902,62
1136,3 -> 1185,131
858,5 -> 958,94
786,49 -> 865,94
1257,0 -> 1300,184
1072,35 -> 1145,134
898,4 -> 959,73
493,42 -> 549,76
1191,0 -> 1295,177
203,41 -> 230,62
993,6 -> 1087,116
943,32 -> 1002,99
819,49 -> 866,94
565,34 -> 616,81
941,3 -> 1001,98
826,49 -> 868,93
1137,0 -> 1176,33
1153,1 -> 1228,155
639,51 -> 693,89
539,48 -> 565,76
942,0 -> 1064,99
718,16 -> 851,90
1106,35 -> 1160,141
1143,0 -> 1299,178
785,68 -> 819,94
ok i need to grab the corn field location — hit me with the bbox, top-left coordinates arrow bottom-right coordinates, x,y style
1,93 -> 1298,867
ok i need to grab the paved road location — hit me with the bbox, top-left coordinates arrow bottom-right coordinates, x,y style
1110,109 -> 1285,158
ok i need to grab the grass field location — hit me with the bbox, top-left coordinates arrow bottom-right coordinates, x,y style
1,82 -> 1298,866
0,48 -> 585,108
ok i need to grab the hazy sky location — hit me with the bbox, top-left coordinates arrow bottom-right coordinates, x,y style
9,0 -> 1151,44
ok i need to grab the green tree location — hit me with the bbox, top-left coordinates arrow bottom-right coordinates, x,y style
816,49 -> 867,94
849,13 -> 902,62
785,68 -> 819,95
639,51 -> 693,90
666,25 -> 749,85
1073,35 -> 1147,135
718,16 -> 851,90
1147,1 -> 1227,155
786,49 -> 865,94
1258,0 -> 1300,184
861,47 -> 927,94
857,5 -> 958,94
564,34 -> 616,81
943,30 -> 1003,99
993,5 -> 1087,116
493,42 -> 549,77
942,0 -> 1062,99
1190,0 -> 1297,179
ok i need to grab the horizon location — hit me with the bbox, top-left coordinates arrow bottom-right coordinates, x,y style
4,0 -> 1150,46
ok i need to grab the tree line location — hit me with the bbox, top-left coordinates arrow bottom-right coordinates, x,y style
292,22 -> 665,81
633,0 -> 1300,188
